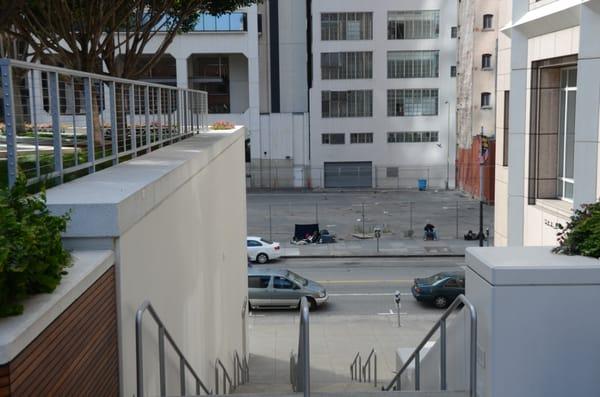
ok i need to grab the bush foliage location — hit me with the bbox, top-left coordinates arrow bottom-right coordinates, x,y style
0,176 -> 71,317
553,201 -> 600,258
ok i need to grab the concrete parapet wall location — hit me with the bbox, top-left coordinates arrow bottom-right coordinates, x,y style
46,128 -> 248,396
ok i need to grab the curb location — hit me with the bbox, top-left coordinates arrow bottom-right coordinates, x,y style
280,254 -> 465,259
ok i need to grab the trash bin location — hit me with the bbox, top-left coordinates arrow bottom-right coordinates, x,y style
418,178 -> 428,191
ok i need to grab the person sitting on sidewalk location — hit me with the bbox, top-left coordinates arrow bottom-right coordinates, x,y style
424,223 -> 438,240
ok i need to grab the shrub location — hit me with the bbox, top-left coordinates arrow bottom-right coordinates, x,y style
553,201 -> 600,258
0,176 -> 71,317
210,121 -> 235,130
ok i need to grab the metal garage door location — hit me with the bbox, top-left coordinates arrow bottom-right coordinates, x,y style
324,162 -> 373,188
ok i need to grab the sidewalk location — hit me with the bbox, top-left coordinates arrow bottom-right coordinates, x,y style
281,238 -> 487,258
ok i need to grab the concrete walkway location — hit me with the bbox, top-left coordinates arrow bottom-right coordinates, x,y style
281,238 -> 487,258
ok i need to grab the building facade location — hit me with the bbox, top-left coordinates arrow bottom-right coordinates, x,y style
308,0 -> 458,189
494,0 -> 600,246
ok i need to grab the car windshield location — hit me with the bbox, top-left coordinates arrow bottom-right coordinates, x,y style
286,271 -> 308,286
260,238 -> 274,244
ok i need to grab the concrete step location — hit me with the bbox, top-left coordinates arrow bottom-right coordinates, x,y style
231,391 -> 467,397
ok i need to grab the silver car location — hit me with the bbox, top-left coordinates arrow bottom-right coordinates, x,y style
248,268 -> 328,310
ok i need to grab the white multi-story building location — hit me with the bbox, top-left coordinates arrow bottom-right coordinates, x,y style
308,0 -> 458,189
494,0 -> 600,246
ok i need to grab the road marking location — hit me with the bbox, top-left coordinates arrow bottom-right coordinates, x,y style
317,279 -> 413,284
377,310 -> 408,315
328,292 -> 412,297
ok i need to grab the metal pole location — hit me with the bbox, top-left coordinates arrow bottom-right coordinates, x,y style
180,356 -> 186,395
1,59 -> 18,187
415,351 -> 420,391
397,301 -> 401,328
440,319 -> 447,390
479,127 -> 485,247
446,100 -> 451,190
158,326 -> 166,397
269,204 -> 273,241
83,77 -> 95,173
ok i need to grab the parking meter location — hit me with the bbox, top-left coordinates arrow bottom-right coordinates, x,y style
394,290 -> 401,327
374,227 -> 381,252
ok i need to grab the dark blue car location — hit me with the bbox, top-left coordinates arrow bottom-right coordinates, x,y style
411,271 -> 465,308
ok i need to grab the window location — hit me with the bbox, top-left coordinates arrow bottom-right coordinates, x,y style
188,55 -> 230,113
350,133 -> 373,144
387,51 -> 439,78
481,92 -> 491,108
386,167 -> 399,177
482,54 -> 492,69
451,26 -> 458,38
321,12 -> 373,40
444,279 -> 460,288
273,276 -> 296,289
557,68 -> 577,200
321,52 -> 373,79
387,89 -> 439,116
247,240 -> 262,247
483,14 -> 493,30
388,10 -> 440,40
450,66 -> 457,77
248,276 -> 270,289
502,91 -> 509,166
322,90 -> 373,118
388,131 -> 439,143
194,12 -> 247,31
322,133 -> 345,144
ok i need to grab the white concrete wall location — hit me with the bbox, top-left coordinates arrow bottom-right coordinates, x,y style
309,0 -> 457,189
46,129 -> 247,396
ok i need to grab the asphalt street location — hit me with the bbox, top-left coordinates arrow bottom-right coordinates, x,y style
250,257 -> 465,317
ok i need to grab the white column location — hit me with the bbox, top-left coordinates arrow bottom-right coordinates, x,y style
506,26 -> 528,246
573,2 -> 600,208
175,57 -> 188,89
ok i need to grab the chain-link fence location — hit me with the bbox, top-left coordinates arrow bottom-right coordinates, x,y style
247,197 -> 494,243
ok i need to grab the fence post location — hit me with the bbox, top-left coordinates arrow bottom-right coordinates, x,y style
109,82 -> 119,165
129,84 -> 137,156
1,59 -> 18,187
83,77 -> 96,173
49,71 -> 64,184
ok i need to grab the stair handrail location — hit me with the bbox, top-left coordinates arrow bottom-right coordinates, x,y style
290,351 -> 297,391
233,350 -> 249,387
361,348 -> 378,387
135,300 -> 212,397
215,358 -> 234,395
383,294 -> 477,397
294,297 -> 310,396
349,352 -> 362,382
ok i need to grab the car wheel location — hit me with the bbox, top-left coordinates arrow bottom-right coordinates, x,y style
434,296 -> 448,309
256,253 -> 269,264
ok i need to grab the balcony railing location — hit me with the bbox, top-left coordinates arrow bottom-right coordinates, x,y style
0,58 -> 208,190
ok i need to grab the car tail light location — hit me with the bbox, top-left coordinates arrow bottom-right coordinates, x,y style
415,287 -> 421,293
274,245 -> 280,250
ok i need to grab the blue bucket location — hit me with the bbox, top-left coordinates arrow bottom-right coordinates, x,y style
418,179 -> 428,191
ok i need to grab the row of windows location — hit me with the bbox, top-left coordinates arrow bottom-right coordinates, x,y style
321,90 -> 373,118
321,52 -> 373,80
388,51 -> 439,78
387,10 -> 440,40
322,131 -> 439,145
321,12 -> 373,40
387,131 -> 439,143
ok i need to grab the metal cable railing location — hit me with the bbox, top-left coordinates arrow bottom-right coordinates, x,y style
383,294 -> 477,397
135,300 -> 211,397
0,58 -> 208,190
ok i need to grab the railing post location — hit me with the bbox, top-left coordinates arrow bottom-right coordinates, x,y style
440,318 -> 447,390
108,82 -> 119,165
0,59 -> 17,187
470,302 -> 478,397
135,308 -> 145,397
359,355 -> 362,382
48,71 -> 63,184
374,352 -> 377,388
144,85 -> 151,151
157,87 -> 163,146
83,77 -> 96,173
158,325 -> 166,396
129,84 -> 137,156
415,350 -> 420,391
215,364 -> 219,395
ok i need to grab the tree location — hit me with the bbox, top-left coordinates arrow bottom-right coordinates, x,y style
2,0 -> 259,78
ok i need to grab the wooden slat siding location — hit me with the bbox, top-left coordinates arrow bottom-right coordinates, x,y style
11,275 -> 113,392
1,266 -> 118,397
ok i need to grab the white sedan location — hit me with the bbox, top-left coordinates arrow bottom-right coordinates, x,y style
247,236 -> 281,264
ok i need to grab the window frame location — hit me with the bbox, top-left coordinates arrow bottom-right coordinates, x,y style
482,53 -> 492,69
483,14 -> 493,30
481,92 -> 492,108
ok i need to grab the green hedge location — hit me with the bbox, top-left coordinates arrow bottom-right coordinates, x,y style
553,202 -> 600,258
0,176 -> 71,317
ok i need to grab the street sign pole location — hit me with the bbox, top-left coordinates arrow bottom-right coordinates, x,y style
394,291 -> 401,327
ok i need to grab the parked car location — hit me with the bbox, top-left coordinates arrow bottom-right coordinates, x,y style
411,271 -> 465,308
248,268 -> 328,310
247,236 -> 281,264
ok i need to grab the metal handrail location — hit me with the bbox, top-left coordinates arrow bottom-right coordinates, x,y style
350,352 -> 362,382
383,294 -> 477,397
293,297 -> 310,396
290,351 -> 297,391
233,350 -> 249,387
362,348 -> 378,387
135,300 -> 211,397
215,358 -> 234,395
